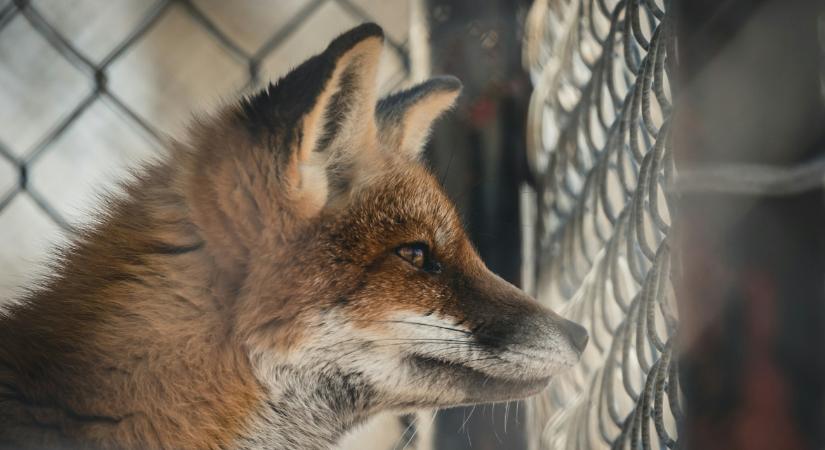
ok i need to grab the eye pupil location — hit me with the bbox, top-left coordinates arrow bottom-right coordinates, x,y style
408,247 -> 424,268
396,243 -> 439,272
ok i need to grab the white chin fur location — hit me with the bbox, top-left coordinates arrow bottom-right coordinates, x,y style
248,309 -> 579,413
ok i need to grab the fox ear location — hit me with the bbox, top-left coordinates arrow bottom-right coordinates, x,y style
239,23 -> 384,213
293,24 -> 383,161
376,76 -> 462,160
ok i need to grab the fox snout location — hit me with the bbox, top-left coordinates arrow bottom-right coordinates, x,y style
561,318 -> 590,354
478,306 -> 589,358
462,274 -> 589,382
376,257 -> 588,406
476,305 -> 588,381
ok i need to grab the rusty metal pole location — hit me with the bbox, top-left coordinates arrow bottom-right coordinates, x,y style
675,1 -> 825,449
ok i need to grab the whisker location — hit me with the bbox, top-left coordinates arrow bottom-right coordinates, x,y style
316,341 -> 490,374
351,319 -> 473,336
317,336 -> 536,362
500,401 -> 507,434
403,354 -> 505,387
318,338 -> 485,353
393,413 -> 418,450
350,318 -> 539,349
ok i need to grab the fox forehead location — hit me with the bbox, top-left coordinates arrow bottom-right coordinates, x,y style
328,163 -> 465,255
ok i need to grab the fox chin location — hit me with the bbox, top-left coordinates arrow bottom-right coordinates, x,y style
0,23 -> 587,450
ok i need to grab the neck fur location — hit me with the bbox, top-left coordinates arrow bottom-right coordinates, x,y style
238,362 -> 375,449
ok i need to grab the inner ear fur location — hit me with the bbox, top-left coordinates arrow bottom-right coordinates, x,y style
296,26 -> 384,163
183,24 -> 386,275
291,24 -> 384,215
236,23 -> 385,216
376,76 -> 463,160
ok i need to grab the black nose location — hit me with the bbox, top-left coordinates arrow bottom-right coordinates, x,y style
562,320 -> 589,354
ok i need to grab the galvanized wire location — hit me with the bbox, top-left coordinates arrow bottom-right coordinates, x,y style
0,0 -> 411,234
521,0 -> 680,448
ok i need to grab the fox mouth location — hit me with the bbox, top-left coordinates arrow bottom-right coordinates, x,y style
406,354 -> 552,403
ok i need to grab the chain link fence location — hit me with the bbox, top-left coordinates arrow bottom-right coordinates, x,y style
0,0 -> 410,226
521,0 -> 680,448
0,0 -> 411,291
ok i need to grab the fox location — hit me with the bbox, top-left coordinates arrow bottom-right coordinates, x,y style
0,23 -> 588,450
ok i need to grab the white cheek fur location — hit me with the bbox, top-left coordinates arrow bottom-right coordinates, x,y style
239,307 -> 580,448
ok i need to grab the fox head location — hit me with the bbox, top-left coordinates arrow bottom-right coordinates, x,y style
185,24 -> 587,414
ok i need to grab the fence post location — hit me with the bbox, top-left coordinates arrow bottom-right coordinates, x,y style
675,1 -> 825,449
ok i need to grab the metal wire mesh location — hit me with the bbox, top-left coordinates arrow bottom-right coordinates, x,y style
521,0 -> 680,448
0,3 -> 414,447
0,0 -> 411,233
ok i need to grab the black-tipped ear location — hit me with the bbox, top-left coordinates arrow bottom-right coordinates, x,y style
298,23 -> 384,158
376,76 -> 462,159
238,23 -> 384,214
240,23 -> 384,155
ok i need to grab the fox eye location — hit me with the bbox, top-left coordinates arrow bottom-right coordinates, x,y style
396,243 -> 441,273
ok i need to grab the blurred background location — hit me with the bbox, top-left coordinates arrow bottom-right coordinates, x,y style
2,0 -> 824,449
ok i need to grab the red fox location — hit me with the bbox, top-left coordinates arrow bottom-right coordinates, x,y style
0,24 -> 587,449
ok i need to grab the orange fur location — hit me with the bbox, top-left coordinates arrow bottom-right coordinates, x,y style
0,24 -> 586,450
